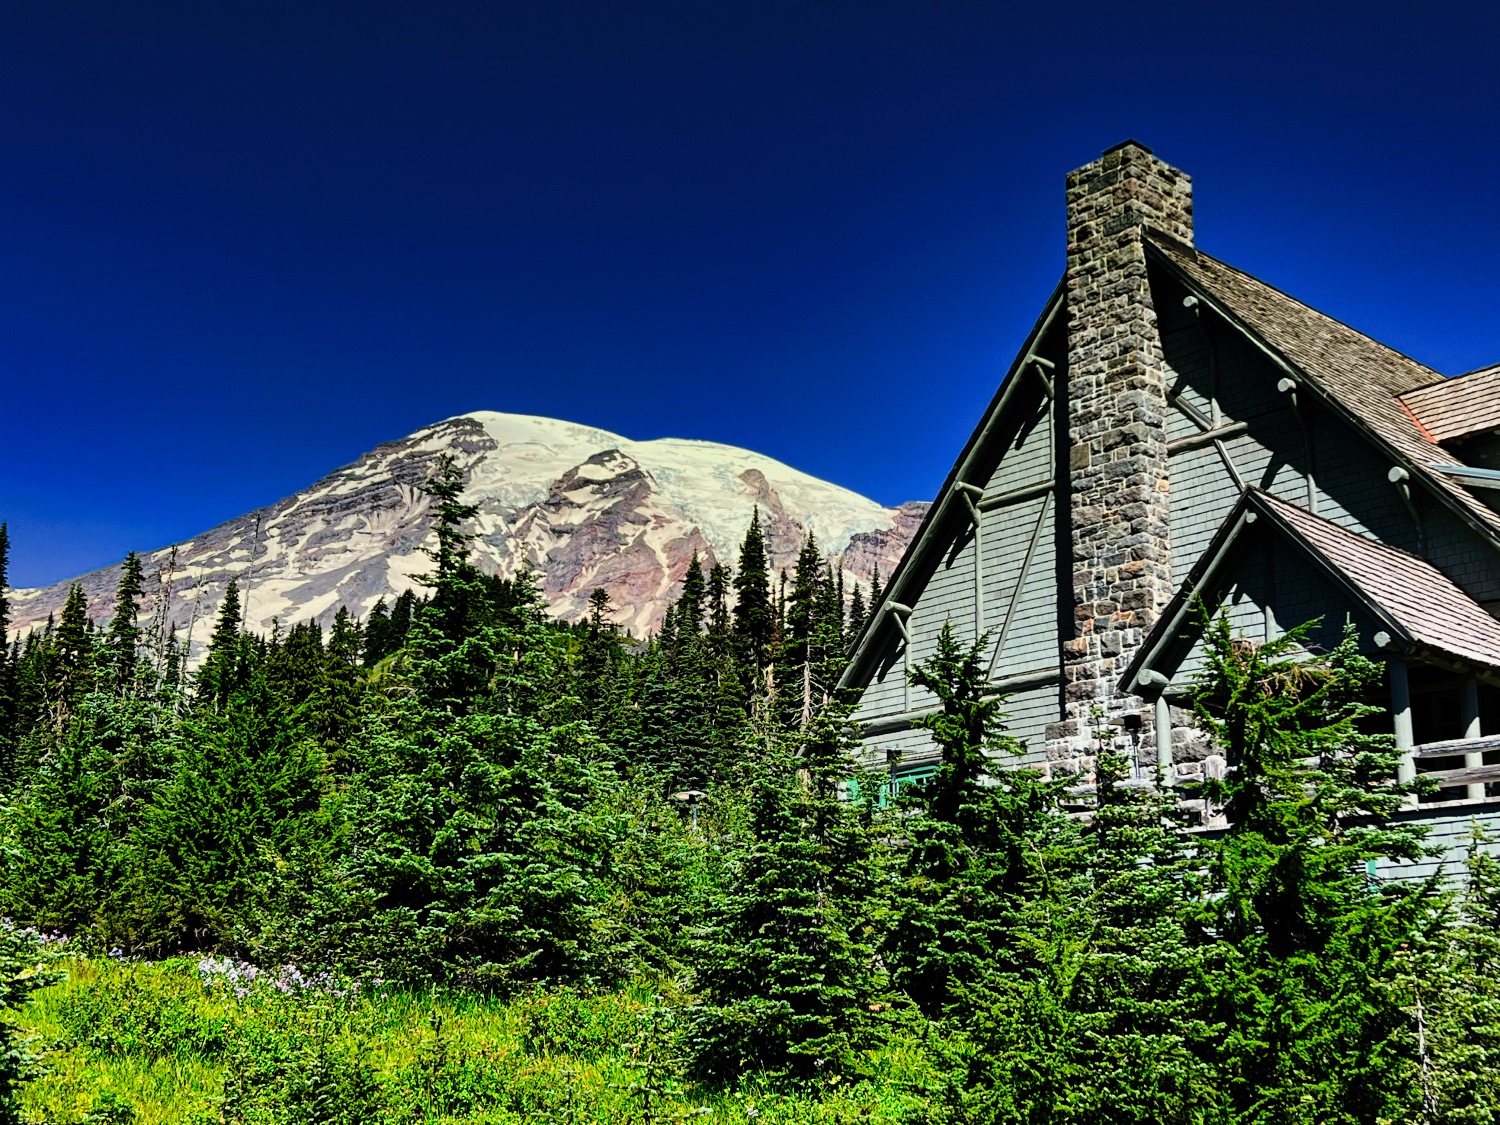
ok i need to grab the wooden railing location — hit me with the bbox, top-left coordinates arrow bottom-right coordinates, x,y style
1413,736 -> 1500,801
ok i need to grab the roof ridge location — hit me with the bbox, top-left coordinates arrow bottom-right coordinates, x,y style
1147,236 -> 1445,387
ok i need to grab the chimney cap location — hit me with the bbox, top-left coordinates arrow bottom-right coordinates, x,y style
1102,138 -> 1153,156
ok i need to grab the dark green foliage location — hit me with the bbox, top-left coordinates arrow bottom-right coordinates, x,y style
689,704 -> 883,1081
0,524 -> 15,779
884,623 -> 1079,1019
196,580 -> 246,712
1189,616 -> 1443,1125
105,552 -> 146,692
732,508 -> 773,682
845,581 -> 866,646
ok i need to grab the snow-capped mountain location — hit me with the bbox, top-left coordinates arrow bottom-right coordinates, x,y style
8,412 -> 927,648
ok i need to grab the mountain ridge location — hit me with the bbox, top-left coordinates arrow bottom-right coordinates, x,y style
8,411 -> 926,650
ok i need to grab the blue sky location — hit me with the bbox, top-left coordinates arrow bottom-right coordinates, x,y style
3,1 -> 1498,587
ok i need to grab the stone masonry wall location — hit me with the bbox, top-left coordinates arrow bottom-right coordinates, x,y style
1047,141 -> 1193,771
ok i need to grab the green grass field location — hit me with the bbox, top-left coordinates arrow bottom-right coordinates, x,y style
13,958 -> 937,1124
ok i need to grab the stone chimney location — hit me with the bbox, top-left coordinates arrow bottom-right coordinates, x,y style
1052,141 -> 1192,766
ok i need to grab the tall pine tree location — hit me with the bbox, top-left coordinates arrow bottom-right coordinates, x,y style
105,552 -> 146,693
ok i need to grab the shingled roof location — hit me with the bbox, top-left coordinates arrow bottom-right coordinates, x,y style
1400,363 -> 1500,444
1146,236 -> 1500,545
1258,492 -> 1500,669
1122,489 -> 1500,693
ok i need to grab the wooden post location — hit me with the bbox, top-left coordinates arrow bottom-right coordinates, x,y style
1390,659 -> 1417,807
1154,693 -> 1173,784
1462,675 -> 1484,802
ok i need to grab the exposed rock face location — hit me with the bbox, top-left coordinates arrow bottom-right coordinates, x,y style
8,412 -> 926,649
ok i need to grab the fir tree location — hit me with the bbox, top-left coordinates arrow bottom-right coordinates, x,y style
689,704 -> 884,1081
52,583 -> 94,725
389,589 -> 415,647
405,457 -> 495,710
104,552 -> 146,693
579,587 -> 625,733
196,580 -> 244,712
884,622 -> 1079,1018
732,509 -> 774,679
677,554 -> 706,637
361,596 -> 392,667
1190,616 -> 1439,1123
846,581 -> 867,645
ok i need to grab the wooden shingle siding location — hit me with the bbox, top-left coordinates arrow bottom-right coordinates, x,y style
859,723 -> 940,770
854,632 -> 910,721
1423,507 -> 1500,604
1374,806 -> 1500,883
1000,682 -> 1062,766
853,376 -> 1060,738
1170,443 -> 1241,575
1170,546 -> 1387,684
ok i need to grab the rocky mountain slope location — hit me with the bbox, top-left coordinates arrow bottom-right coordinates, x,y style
8,412 -> 926,649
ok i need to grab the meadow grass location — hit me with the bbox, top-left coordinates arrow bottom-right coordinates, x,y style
14,958 -> 937,1124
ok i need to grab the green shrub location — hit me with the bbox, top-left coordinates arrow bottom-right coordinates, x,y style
54,963 -> 231,1060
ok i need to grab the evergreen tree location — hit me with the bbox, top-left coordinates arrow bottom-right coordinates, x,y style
196,580 -> 245,712
579,587 -> 625,736
318,609 -> 364,757
1417,833 -> 1500,1122
690,704 -> 884,1081
52,583 -> 94,725
389,589 -> 416,647
732,509 -> 774,680
0,525 -> 14,784
1190,616 -> 1439,1124
104,552 -> 146,693
361,596 -> 392,667
677,554 -> 706,637
405,457 -> 496,711
884,623 -> 1080,1018
846,581 -> 867,647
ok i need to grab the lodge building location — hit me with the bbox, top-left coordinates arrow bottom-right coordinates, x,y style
839,142 -> 1500,880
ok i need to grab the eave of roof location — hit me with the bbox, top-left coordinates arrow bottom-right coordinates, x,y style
1145,237 -> 1500,551
1120,489 -> 1500,695
836,276 -> 1066,693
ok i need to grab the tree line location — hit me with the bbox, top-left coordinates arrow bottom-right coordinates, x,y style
1,460 -> 1499,1124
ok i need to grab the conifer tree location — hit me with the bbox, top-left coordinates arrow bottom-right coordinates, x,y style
406,457 -> 495,710
196,580 -> 244,712
105,552 -> 146,693
317,608 -> 364,757
884,623 -> 1079,1018
705,564 -> 733,656
1190,616 -> 1438,1123
1417,834 -> 1500,1121
690,704 -> 884,1080
677,554 -> 706,637
732,509 -> 773,678
846,581 -> 867,645
579,587 -> 631,744
389,589 -> 415,647
52,583 -> 93,726
361,596 -> 392,667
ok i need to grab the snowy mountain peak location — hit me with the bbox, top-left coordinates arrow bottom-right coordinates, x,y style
9,412 -> 927,647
